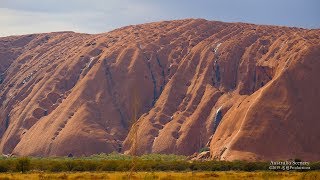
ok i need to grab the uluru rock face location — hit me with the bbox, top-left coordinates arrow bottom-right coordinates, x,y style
0,19 -> 319,161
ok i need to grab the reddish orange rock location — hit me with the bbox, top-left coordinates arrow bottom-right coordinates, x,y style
0,19 -> 319,161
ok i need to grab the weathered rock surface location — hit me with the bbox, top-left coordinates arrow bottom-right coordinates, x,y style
190,151 -> 211,161
0,19 -> 319,161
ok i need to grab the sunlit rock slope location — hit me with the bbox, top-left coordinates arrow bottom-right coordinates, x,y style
0,19 -> 319,161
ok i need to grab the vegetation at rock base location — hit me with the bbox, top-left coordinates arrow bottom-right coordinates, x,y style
0,153 -> 319,173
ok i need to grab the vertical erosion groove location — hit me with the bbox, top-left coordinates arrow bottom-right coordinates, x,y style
142,50 -> 158,106
0,73 -> 4,84
214,61 -> 221,85
103,59 -> 127,128
156,55 -> 166,95
5,114 -> 10,130
212,43 -> 222,87
213,107 -> 223,134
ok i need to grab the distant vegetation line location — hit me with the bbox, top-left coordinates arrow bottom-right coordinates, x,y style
0,153 -> 319,173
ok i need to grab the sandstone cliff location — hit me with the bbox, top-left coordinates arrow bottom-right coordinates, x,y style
0,19 -> 319,161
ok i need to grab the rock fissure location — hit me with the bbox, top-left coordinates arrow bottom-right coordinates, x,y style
103,59 -> 127,128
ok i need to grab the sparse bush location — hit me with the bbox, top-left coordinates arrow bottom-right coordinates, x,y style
99,160 -> 119,171
170,161 -> 189,171
82,160 -> 98,171
243,162 -> 257,171
199,147 -> 210,153
49,161 -> 67,172
15,157 -> 31,173
0,154 -> 316,173
0,161 -> 9,172
64,160 -> 77,171
115,160 -> 131,171
310,162 -> 320,170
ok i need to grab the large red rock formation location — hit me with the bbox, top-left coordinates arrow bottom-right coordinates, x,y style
0,19 -> 319,161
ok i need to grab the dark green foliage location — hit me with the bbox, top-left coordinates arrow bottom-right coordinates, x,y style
244,162 -> 258,171
310,162 -> 320,170
0,161 -> 9,172
15,157 -> 31,173
99,160 -> 120,171
49,161 -> 66,172
0,154 -> 316,173
199,147 -> 210,153
63,160 -> 75,171
82,160 -> 98,171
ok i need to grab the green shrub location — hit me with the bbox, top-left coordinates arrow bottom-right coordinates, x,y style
64,160 -> 77,171
82,160 -> 98,171
199,147 -> 210,153
170,161 -> 189,171
310,162 -> 320,170
243,162 -> 257,171
0,161 -> 9,172
49,161 -> 67,172
0,154 -> 316,172
99,160 -> 119,171
115,160 -> 131,171
135,160 -> 154,171
140,154 -> 187,162
15,157 -> 31,172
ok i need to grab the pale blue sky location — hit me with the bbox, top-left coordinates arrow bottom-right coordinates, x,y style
0,0 -> 319,37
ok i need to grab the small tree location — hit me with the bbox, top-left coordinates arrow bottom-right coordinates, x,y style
0,161 -> 9,172
16,157 -> 31,173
